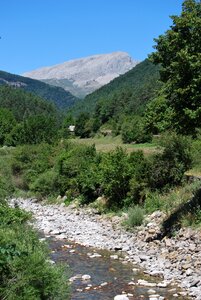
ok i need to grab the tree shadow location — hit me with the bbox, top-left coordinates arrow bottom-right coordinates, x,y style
155,187 -> 201,240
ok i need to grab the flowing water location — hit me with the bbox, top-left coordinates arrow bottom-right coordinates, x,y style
48,237 -> 189,300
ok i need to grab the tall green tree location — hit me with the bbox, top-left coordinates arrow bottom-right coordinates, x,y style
150,0 -> 201,135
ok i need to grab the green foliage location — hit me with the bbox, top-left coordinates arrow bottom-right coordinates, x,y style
7,115 -> 58,146
0,85 -> 57,122
11,143 -> 54,191
0,85 -> 61,146
99,147 -> 131,207
74,112 -> 92,138
61,114 -> 75,138
0,108 -> 16,145
0,205 -> 30,225
56,143 -> 100,201
121,115 -> 152,144
0,223 -> 69,299
0,148 -> 15,202
190,129 -> 201,173
124,205 -> 145,227
149,133 -> 192,189
0,70 -> 78,110
30,170 -> 58,197
144,95 -> 174,134
144,192 -> 164,213
150,0 -> 201,135
71,60 -> 162,139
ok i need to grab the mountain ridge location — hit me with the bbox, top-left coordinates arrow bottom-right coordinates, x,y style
22,52 -> 138,98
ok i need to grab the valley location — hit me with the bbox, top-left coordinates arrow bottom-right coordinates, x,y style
0,1 -> 200,299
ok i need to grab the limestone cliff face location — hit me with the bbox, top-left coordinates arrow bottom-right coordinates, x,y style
23,52 -> 138,98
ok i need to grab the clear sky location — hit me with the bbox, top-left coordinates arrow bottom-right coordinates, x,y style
1,0 -> 184,75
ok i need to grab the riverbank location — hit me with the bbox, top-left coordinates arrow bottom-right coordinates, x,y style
9,198 -> 201,299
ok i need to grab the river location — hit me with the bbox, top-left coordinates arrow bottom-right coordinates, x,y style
48,237 -> 188,300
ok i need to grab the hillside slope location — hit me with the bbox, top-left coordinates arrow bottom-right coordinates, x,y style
72,59 -> 161,117
0,85 -> 58,122
0,70 -> 78,110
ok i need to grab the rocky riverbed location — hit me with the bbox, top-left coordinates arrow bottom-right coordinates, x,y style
9,198 -> 201,299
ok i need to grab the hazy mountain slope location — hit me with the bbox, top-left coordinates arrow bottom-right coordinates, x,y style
72,59 -> 162,117
0,70 -> 78,110
23,52 -> 138,98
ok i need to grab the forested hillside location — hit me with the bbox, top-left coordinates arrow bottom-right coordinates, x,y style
0,85 -> 57,121
0,85 -> 62,146
70,60 -> 162,140
73,59 -> 161,116
0,70 -> 78,110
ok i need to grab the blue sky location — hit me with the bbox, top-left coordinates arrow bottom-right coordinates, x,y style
1,0 -> 184,74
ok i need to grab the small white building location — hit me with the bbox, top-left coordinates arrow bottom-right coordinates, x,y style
68,125 -> 75,133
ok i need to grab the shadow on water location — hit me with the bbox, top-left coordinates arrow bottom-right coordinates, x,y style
47,237 -> 189,300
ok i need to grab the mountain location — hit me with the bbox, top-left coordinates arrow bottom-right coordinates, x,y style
0,70 -> 78,110
22,52 -> 138,98
72,59 -> 162,118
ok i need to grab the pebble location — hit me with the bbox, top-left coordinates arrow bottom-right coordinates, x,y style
110,254 -> 119,260
81,274 -> 91,280
114,295 -> 129,300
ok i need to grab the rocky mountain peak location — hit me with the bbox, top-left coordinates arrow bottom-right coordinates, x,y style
23,52 -> 138,98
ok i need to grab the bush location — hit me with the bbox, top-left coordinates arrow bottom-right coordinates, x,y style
121,116 -> 152,144
149,133 -> 192,189
124,205 -> 145,227
0,205 -> 70,299
30,170 -> 58,197
100,147 -> 131,207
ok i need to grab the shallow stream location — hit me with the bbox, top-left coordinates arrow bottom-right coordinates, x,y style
48,237 -> 188,300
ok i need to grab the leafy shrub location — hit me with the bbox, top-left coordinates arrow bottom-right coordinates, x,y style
30,170 -> 58,197
148,133 -> 192,189
100,147 -> 131,207
121,116 -> 152,144
0,204 -> 30,225
0,204 -> 70,299
144,95 -> 174,134
125,205 -> 145,227
11,143 -> 54,190
0,225 -> 69,299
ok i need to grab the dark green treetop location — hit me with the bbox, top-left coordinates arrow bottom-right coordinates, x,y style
150,0 -> 201,135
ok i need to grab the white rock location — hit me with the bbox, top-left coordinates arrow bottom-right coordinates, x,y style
100,282 -> 108,287
110,254 -> 119,260
149,295 -> 160,300
89,253 -> 102,258
137,279 -> 157,287
81,274 -> 91,280
114,295 -> 129,300
148,289 -> 156,294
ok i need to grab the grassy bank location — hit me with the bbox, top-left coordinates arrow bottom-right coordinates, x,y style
71,135 -> 158,155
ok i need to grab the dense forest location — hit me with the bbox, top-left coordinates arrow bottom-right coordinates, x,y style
0,70 -> 78,110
